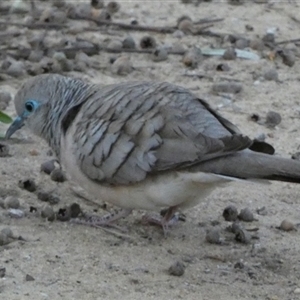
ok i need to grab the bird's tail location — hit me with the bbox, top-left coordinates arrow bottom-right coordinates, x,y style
193,150 -> 300,183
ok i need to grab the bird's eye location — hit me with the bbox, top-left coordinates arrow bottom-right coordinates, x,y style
25,101 -> 35,113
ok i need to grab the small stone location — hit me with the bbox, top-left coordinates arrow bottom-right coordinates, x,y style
1,227 -> 13,238
6,61 -> 26,77
41,160 -> 58,174
4,196 -> 20,209
294,288 -> 300,294
151,47 -> 168,62
223,205 -> 238,221
291,152 -> 300,160
122,36 -> 136,49
238,208 -> 254,222
111,55 -> 133,75
106,1 -> 120,14
216,63 -> 230,72
235,38 -> 249,49
223,47 -> 237,60
265,111 -> 281,127
29,149 -> 39,156
249,38 -> 264,51
107,40 -> 123,51
27,50 -> 44,63
263,68 -> 278,81
96,9 -> 111,21
230,221 -> 243,234
245,24 -> 254,31
50,169 -> 67,183
8,209 -> 24,218
25,274 -> 35,281
206,229 -> 222,244
0,233 -> 9,246
262,33 -> 275,46
18,179 -> 37,192
182,47 -> 202,69
279,219 -> 295,231
0,143 -> 10,157
177,19 -> 194,34
278,50 -> 295,67
91,0 -> 104,9
56,207 -> 71,222
235,228 -> 251,244
0,267 -> 6,278
0,91 -> 12,110
69,203 -> 81,218
168,261 -> 185,276
140,36 -> 156,49
212,82 -> 243,94
256,206 -> 267,216
41,205 -> 55,221
37,191 -> 60,205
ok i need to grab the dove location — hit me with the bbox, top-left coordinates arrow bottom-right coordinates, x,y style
5,74 -> 300,232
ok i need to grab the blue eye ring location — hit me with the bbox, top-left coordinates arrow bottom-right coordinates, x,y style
24,100 -> 36,113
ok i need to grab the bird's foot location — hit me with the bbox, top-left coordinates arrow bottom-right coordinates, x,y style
70,208 -> 132,232
141,206 -> 182,236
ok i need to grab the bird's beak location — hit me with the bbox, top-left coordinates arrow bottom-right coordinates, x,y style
5,116 -> 25,139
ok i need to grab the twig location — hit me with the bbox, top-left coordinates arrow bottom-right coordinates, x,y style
194,17 -> 224,25
276,38 -> 300,45
0,21 -> 67,30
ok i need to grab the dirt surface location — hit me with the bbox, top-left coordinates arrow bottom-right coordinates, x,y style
1,1 -> 300,299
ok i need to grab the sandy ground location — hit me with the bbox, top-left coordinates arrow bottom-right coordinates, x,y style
1,1 -> 300,299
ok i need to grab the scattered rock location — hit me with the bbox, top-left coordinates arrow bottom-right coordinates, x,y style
249,38 -> 265,51
0,91 -> 12,110
235,38 -> 249,49
294,288 -> 300,294
278,49 -> 295,67
140,36 -> 156,49
256,206 -> 267,216
41,205 -> 55,221
56,207 -> 71,222
0,267 -> 6,278
151,47 -> 168,62
279,219 -> 296,231
216,63 -> 230,72
0,232 -> 9,246
235,228 -> 251,244
111,55 -> 133,75
0,143 -> 10,157
223,47 -> 237,60
291,152 -> 300,160
223,205 -> 238,221
122,36 -> 136,49
265,111 -> 281,127
18,179 -> 37,192
50,169 -> 67,183
230,221 -> 243,234
168,261 -> 185,276
212,82 -> 243,94
206,229 -> 222,244
182,47 -> 202,68
69,203 -> 81,218
4,196 -> 20,209
107,40 -> 123,51
263,68 -> 278,81
91,0 -> 104,9
106,1 -> 120,14
8,208 -> 25,218
6,61 -> 26,77
25,274 -> 35,281
37,191 -> 60,205
238,208 -> 254,222
177,19 -> 194,34
40,159 -> 58,175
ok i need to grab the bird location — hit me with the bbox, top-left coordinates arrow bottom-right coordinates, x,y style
5,74 -> 300,232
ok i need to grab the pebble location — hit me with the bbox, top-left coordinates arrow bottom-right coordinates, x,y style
278,49 -> 295,67
69,203 -> 82,218
91,0 -> 104,9
238,208 -> 254,222
56,207 -> 71,222
182,47 -> 202,69
235,228 -> 251,244
291,152 -> 300,160
18,179 -> 37,192
0,143 -> 10,157
206,229 -> 222,244
223,205 -> 238,221
168,261 -> 185,276
265,111 -> 281,127
40,160 -> 58,174
122,36 -> 136,49
0,267 -> 6,278
212,82 -> 243,94
8,208 -> 24,218
106,1 -> 120,14
230,221 -> 243,234
223,47 -> 237,60
263,68 -> 278,81
279,219 -> 295,231
140,36 -> 156,49
27,50 -> 44,63
0,91 -> 12,110
0,232 -> 9,246
25,274 -> 35,281
97,9 -> 111,21
37,191 -> 60,205
6,61 -> 26,77
216,63 -> 230,72
41,205 -> 55,221
4,196 -> 20,209
235,38 -> 249,49
178,19 -> 194,34
151,47 -> 168,62
50,169 -> 67,183
1,227 -> 13,238
249,38 -> 265,51
294,288 -> 300,294
111,56 -> 133,75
